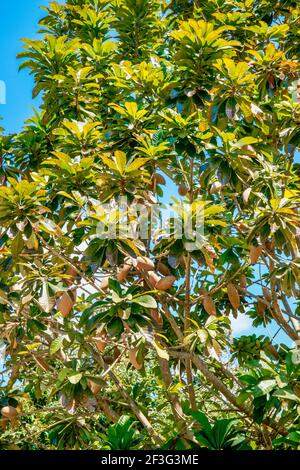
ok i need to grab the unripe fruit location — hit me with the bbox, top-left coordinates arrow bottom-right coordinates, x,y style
156,275 -> 176,291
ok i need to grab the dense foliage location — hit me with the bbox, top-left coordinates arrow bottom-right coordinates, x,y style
0,0 -> 300,450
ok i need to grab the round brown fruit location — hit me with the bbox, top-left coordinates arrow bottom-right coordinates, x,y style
178,184 -> 189,196
210,181 -> 223,194
1,406 -> 18,420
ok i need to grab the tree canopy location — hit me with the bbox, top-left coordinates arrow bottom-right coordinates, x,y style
0,0 -> 300,450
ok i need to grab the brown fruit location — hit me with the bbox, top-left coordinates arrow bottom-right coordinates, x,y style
1,406 -> 18,420
95,339 -> 107,352
0,418 -> 8,431
150,308 -> 163,326
57,292 -> 75,317
249,244 -> 262,264
240,275 -> 247,289
88,380 -> 101,395
178,184 -> 189,196
265,239 -> 272,252
156,275 -> 176,291
202,295 -> 216,316
153,173 -> 166,185
147,271 -> 161,288
95,330 -> 107,353
95,333 -> 107,352
117,260 -> 132,282
227,283 -> 240,310
257,298 -> 266,317
263,287 -> 272,303
136,256 -> 155,271
293,386 -> 300,399
210,181 -> 223,194
129,348 -> 143,370
66,266 -> 78,285
157,262 -> 171,277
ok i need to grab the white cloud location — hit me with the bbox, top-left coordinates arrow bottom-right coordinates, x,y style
229,313 -> 252,336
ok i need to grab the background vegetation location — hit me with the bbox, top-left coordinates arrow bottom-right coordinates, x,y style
0,0 -> 300,450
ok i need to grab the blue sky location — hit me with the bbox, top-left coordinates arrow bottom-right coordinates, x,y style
0,0 -> 43,133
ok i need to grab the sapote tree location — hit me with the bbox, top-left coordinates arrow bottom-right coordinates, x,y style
0,0 -> 300,450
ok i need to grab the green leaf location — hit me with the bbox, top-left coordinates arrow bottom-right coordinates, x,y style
126,158 -> 149,173
11,232 -> 24,258
68,372 -> 83,385
153,341 -> 169,360
115,151 -> 127,174
234,137 -> 260,148
50,337 -> 64,355
132,295 -> 157,309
